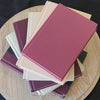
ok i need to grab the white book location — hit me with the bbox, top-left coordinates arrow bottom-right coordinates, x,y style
6,32 -> 21,59
37,84 -> 60,96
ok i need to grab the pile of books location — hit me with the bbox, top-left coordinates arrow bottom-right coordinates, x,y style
0,1 -> 97,98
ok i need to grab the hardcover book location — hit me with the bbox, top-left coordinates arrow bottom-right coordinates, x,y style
13,18 -> 28,51
22,3 -> 97,81
17,1 -> 91,85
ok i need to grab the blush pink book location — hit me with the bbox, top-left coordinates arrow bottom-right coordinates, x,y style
22,4 -> 97,80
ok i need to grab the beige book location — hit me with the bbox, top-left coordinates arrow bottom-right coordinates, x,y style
17,1 -> 91,85
17,1 -> 74,85
37,84 -> 60,96
26,12 -> 41,42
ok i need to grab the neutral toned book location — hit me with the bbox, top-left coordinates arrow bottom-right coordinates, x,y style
23,65 -> 74,81
6,32 -> 21,59
17,1 -> 75,85
26,12 -> 41,42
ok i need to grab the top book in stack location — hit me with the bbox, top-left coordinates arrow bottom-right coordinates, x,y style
21,3 -> 97,83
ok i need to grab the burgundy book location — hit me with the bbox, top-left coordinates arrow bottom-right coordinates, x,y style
13,19 -> 28,51
74,61 -> 82,78
22,4 -> 97,81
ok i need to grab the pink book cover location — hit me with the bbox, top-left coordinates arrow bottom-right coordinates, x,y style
22,4 -> 97,80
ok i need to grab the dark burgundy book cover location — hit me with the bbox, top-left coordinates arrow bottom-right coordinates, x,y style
13,19 -> 28,51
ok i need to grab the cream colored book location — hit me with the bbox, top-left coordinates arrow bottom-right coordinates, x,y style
6,32 -> 21,59
17,1 -> 91,85
37,84 -> 60,96
26,12 -> 41,42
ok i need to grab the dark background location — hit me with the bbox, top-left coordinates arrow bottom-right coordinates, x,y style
0,0 -> 100,100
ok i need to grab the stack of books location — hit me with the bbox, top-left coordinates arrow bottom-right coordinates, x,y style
0,1 -> 97,98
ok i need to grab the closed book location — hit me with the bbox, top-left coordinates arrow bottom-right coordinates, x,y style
17,1 -> 75,85
0,47 -> 23,74
13,19 -> 28,51
22,3 -> 97,81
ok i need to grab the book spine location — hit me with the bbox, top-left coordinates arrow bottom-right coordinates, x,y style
13,23 -> 23,51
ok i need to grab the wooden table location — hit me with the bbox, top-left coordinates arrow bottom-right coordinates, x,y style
0,5 -> 100,100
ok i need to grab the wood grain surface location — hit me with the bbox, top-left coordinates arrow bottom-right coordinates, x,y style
0,5 -> 100,100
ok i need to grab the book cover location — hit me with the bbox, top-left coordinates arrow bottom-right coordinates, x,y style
13,19 -> 28,51
22,3 -> 97,80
